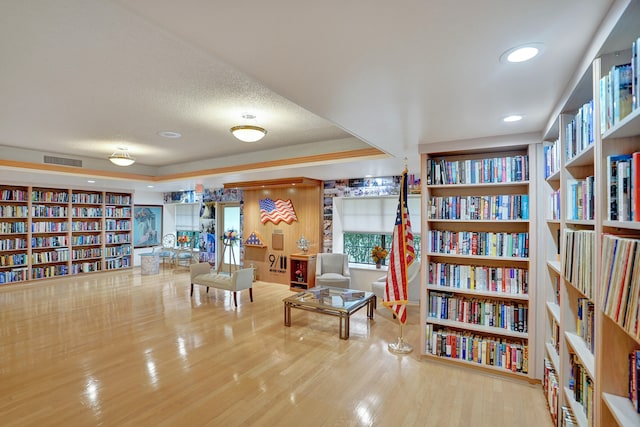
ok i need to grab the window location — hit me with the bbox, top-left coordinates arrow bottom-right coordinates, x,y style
343,232 -> 421,265
334,196 -> 421,265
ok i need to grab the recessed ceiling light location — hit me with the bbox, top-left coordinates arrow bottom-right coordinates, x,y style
87,180 -> 96,183
503,115 -> 523,122
365,174 -> 373,178
500,43 -> 544,63
158,131 -> 182,138
147,185 -> 154,188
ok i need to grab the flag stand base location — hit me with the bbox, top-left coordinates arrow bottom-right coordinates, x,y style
388,325 -> 413,354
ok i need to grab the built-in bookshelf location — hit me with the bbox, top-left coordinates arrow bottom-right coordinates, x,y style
419,137 -> 538,382
0,185 -> 133,284
540,2 -> 640,425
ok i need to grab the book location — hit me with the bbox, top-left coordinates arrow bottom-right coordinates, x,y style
633,153 -> 640,221
608,154 -> 633,221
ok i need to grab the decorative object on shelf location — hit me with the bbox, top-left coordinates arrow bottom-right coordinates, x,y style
296,235 -> 309,254
133,205 -> 162,248
259,198 -> 298,224
295,268 -> 304,282
230,113 -> 267,142
371,245 -> 388,269
108,147 -> 135,166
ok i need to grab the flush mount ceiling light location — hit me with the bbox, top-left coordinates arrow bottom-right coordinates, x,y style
108,147 -> 135,166
230,114 -> 267,142
503,114 -> 524,122
500,43 -> 544,63
158,130 -> 182,138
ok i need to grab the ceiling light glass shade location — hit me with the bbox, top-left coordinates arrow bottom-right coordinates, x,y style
108,149 -> 135,166
230,125 -> 267,142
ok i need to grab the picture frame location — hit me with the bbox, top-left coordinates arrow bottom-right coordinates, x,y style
133,205 -> 163,248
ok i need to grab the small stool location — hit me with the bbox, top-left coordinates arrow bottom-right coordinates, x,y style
140,253 -> 160,275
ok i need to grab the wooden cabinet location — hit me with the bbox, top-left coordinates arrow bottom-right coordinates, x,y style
419,138 -> 539,383
0,185 -> 133,284
289,253 -> 316,291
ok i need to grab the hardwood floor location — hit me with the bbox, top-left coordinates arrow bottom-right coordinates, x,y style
0,268 -> 551,426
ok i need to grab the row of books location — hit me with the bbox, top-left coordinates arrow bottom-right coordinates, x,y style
31,249 -> 68,264
0,221 -> 27,234
105,194 -> 131,205
0,253 -> 27,267
71,262 -> 102,274
32,236 -> 67,248
72,248 -> 102,260
600,36 -> 640,133
425,155 -> 529,185
548,189 -> 561,220
0,268 -> 27,283
427,194 -> 529,221
566,176 -> 594,221
31,265 -> 69,279
0,238 -> 27,251
607,153 -> 639,221
428,230 -> 529,258
560,406 -> 578,427
31,191 -> 69,203
105,257 -> 131,269
31,205 -> 67,217
31,221 -> 67,233
105,245 -> 131,257
105,234 -> 130,244
72,221 -> 101,231
601,235 -> 640,337
105,207 -> 132,218
544,358 -> 559,425
544,139 -> 561,179
71,193 -> 102,204
428,292 -> 528,332
551,318 -> 560,354
105,219 -> 131,231
0,205 -> 28,217
577,298 -> 595,355
565,100 -> 594,162
563,229 -> 595,299
0,189 -> 28,201
428,262 -> 529,295
71,235 -> 101,246
569,354 -> 594,425
71,207 -> 103,217
424,325 -> 528,373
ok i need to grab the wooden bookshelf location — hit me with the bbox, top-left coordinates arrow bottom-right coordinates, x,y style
0,185 -> 133,284
419,137 -> 539,382
540,2 -> 640,425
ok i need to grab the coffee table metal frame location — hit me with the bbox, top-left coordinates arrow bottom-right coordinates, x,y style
283,287 -> 376,339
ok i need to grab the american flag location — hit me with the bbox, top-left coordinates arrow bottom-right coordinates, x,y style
259,198 -> 298,225
383,169 -> 415,324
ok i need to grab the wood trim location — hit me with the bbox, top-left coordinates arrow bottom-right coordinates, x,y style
1,147 -> 387,183
224,177 -> 323,189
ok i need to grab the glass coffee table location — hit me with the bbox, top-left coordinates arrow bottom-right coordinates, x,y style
283,287 -> 376,339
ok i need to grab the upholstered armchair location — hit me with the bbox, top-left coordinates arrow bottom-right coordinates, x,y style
315,253 -> 351,288
371,260 -> 421,305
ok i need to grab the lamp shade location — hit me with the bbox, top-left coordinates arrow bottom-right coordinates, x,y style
108,149 -> 135,166
230,125 -> 267,143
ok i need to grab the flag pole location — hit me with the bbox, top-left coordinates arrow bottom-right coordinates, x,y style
388,316 -> 413,354
386,160 -> 414,354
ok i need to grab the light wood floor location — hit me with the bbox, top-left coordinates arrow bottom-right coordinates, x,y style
0,268 -> 551,426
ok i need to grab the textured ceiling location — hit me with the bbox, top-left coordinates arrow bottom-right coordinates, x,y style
0,0 -> 628,192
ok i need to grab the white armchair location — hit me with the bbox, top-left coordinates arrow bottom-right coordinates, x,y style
315,253 -> 351,288
371,260 -> 421,305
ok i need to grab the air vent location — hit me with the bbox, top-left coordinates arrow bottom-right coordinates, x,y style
43,155 -> 82,168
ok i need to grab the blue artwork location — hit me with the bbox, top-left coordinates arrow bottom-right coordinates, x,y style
133,205 -> 162,248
